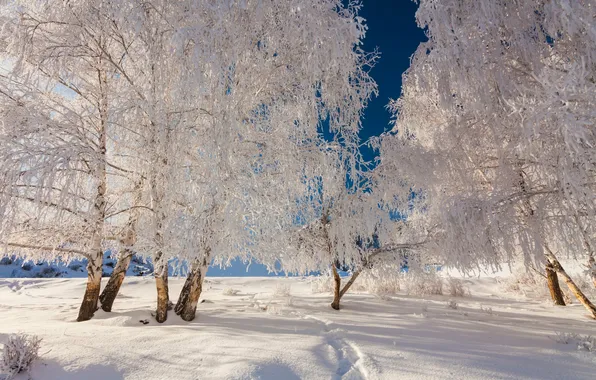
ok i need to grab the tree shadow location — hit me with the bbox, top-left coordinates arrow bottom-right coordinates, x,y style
243,362 -> 301,380
25,360 -> 124,380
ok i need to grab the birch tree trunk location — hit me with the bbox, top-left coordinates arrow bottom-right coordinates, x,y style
154,251 -> 169,323
99,249 -> 133,312
77,251 -> 104,321
546,251 -> 596,319
331,265 -> 342,310
331,265 -> 365,310
150,140 -> 169,323
339,269 -> 362,299
174,265 -> 195,315
545,262 -> 566,306
321,210 -> 345,310
175,250 -> 210,321
77,65 -> 108,322
99,181 -> 142,312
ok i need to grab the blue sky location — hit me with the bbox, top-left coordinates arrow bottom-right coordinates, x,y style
358,0 -> 427,163
217,0 -> 427,276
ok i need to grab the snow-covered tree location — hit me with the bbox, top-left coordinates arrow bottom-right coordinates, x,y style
164,0 -> 380,321
0,0 -> 141,321
269,121 -> 438,310
378,0 -> 596,317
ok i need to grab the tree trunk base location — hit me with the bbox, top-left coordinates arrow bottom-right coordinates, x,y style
330,299 -> 340,310
329,264 -> 365,310
179,304 -> 199,322
174,271 -> 194,315
77,281 -> 101,322
546,263 -> 566,306
176,261 -> 208,321
99,253 -> 133,312
77,253 -> 103,322
331,265 -> 341,310
155,272 -> 169,323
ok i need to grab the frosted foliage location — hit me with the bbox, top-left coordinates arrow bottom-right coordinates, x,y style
0,0 -> 376,272
272,283 -> 292,298
446,277 -> 469,297
497,263 -> 588,302
281,161 -> 430,278
123,0 -> 377,269
500,267 -> 550,300
0,333 -> 42,379
377,0 -> 596,272
358,264 -> 401,297
310,272 -> 335,294
552,332 -> 596,353
403,271 -> 444,296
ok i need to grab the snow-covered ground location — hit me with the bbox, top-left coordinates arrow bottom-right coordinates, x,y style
1,273 -> 595,380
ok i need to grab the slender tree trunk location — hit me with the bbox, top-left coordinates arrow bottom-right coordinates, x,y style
153,214 -> 169,323
175,249 -> 210,318
77,65 -> 108,322
339,269 -> 363,299
154,253 -> 169,323
545,262 -> 566,306
99,249 -> 133,312
77,252 -> 103,321
175,254 -> 210,321
149,117 -> 170,323
99,180 -> 142,312
331,266 -> 366,310
331,265 -> 341,310
546,251 -> 596,319
174,263 -> 195,315
321,209 -> 344,310
150,150 -> 168,323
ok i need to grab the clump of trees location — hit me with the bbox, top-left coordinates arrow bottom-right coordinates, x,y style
0,0 -> 386,321
376,0 -> 596,317
0,0 -> 594,322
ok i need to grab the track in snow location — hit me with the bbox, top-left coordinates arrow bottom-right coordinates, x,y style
304,315 -> 368,380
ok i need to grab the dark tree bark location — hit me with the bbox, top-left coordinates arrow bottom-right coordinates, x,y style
77,253 -> 103,321
174,264 -> 195,315
545,262 -> 566,306
175,261 -> 209,321
99,250 -> 134,312
154,253 -> 169,323
331,265 -> 365,310
175,248 -> 211,321
331,265 -> 342,310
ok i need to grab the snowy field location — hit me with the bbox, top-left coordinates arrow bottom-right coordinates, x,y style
1,273 -> 595,380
